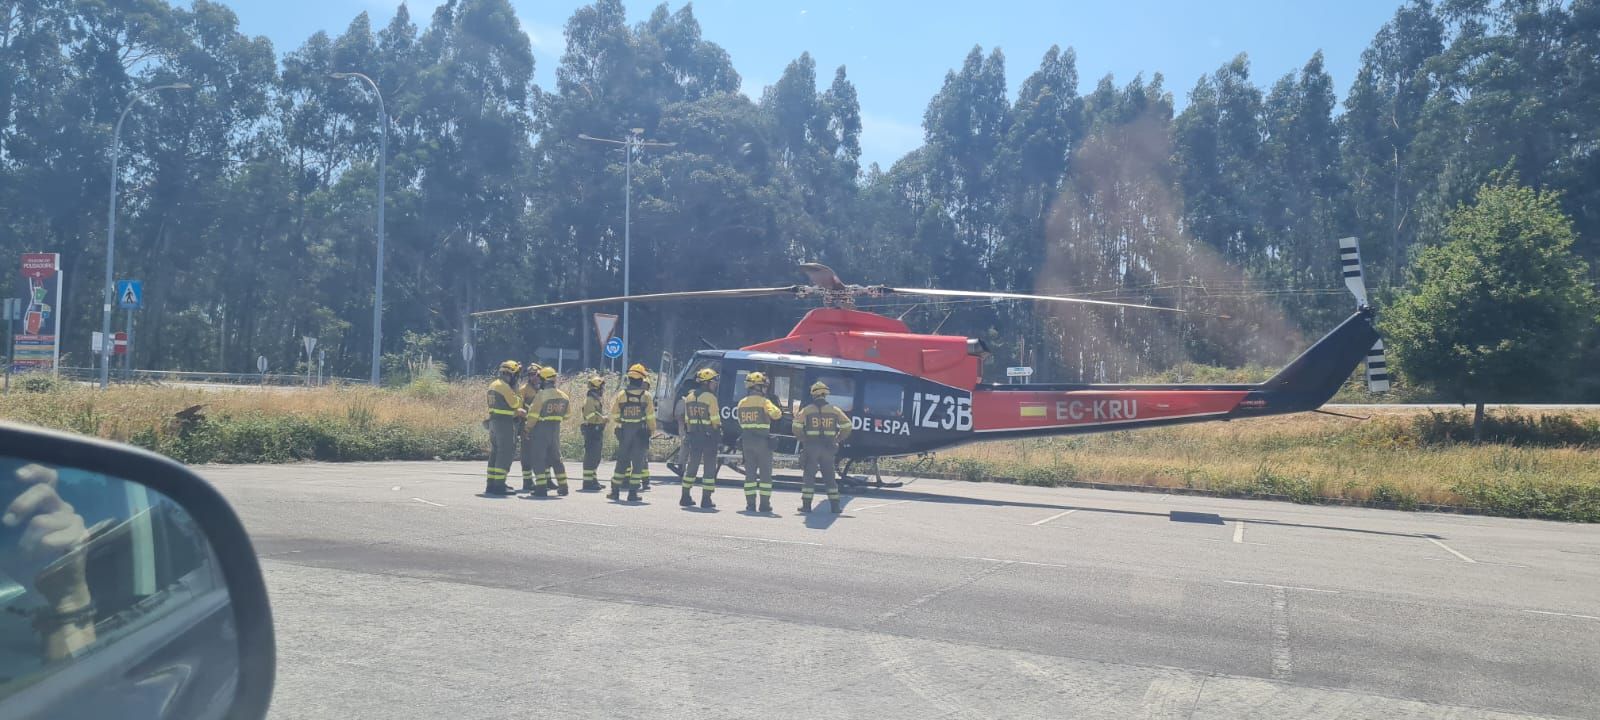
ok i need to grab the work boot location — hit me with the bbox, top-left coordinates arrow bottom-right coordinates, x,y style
531,487 -> 549,498
679,488 -> 695,507
582,479 -> 601,492
641,477 -> 652,490
798,497 -> 813,514
607,485 -> 620,501
520,482 -> 534,494
556,482 -> 569,497
745,496 -> 757,512
830,498 -> 842,513
626,488 -> 641,503
758,497 -> 772,514
700,490 -> 716,510
492,482 -> 515,496
546,478 -> 561,493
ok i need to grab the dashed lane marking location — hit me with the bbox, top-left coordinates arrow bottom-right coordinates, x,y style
1223,580 -> 1341,594
1030,509 -> 1077,526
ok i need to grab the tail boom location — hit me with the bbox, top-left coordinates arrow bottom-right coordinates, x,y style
968,309 -> 1379,440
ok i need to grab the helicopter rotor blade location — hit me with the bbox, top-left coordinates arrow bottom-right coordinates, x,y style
876,287 -> 1227,318
471,286 -> 806,318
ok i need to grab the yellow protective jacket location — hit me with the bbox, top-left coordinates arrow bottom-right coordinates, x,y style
610,388 -> 656,435
682,389 -> 722,436
734,394 -> 783,437
794,402 -> 852,446
581,391 -> 607,426
528,387 -> 571,428
487,379 -> 522,418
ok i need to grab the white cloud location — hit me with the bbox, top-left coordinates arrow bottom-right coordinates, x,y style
860,111 -> 923,168
527,20 -> 564,58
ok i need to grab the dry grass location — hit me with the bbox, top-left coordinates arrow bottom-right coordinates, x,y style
892,407 -> 1600,520
3,375 -> 1596,519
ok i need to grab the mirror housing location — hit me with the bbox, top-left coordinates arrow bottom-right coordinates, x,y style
0,422 -> 274,720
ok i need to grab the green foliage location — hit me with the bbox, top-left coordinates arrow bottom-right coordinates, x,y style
1383,174 -> 1600,404
11,373 -> 64,394
3,0 -> 1599,402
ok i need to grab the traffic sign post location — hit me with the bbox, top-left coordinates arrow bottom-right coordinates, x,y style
603,336 -> 623,360
1005,366 -> 1033,385
257,355 -> 268,383
302,337 -> 317,386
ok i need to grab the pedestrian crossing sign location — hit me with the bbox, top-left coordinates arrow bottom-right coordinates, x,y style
116,280 -> 143,310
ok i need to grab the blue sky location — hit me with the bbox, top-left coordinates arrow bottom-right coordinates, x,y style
224,0 -> 1404,169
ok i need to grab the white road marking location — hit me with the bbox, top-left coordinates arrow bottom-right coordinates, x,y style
1233,521 -> 1245,543
410,497 -> 446,507
1269,587 -> 1293,680
391,486 -> 401,491
1425,536 -> 1477,563
1223,580 -> 1340,594
1523,610 -> 1600,621
1030,509 -> 1077,526
960,556 -> 1075,570
535,517 -> 617,528
719,535 -> 821,546
852,500 -> 911,512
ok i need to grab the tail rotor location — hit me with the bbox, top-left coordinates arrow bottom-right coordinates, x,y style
1338,237 -> 1390,394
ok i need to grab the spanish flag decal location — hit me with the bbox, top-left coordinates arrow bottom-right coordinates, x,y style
1019,403 -> 1047,418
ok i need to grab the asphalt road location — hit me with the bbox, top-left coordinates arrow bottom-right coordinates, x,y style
205,461 -> 1600,720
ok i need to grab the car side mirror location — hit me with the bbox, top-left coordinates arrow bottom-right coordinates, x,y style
0,422 -> 273,719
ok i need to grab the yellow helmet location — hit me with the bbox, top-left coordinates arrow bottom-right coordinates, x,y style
746,371 -> 768,386
499,360 -> 521,374
586,375 -> 606,388
627,363 -> 648,380
695,368 -> 719,383
523,362 -> 541,376
810,381 -> 830,397
538,366 -> 558,381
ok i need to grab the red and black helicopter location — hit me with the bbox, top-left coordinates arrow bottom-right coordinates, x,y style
473,238 -> 1388,485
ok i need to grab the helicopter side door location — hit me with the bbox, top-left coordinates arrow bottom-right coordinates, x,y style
720,361 -> 802,456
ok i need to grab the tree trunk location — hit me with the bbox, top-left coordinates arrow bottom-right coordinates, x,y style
1472,401 -> 1485,443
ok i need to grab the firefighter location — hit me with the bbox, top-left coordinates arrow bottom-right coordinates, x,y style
794,381 -> 851,513
484,360 -> 526,496
579,375 -> 608,492
608,363 -> 655,502
679,368 -> 723,509
734,372 -> 783,513
525,365 -> 572,497
515,363 -> 543,493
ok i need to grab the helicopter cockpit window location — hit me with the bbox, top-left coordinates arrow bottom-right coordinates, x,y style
812,374 -> 855,412
862,381 -> 904,417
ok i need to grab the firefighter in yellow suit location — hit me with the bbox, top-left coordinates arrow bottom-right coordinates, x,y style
579,375 -> 607,492
794,381 -> 851,513
515,363 -> 542,493
525,365 -> 572,498
608,364 -> 655,503
485,361 -> 526,496
679,368 -> 723,510
734,372 -> 783,514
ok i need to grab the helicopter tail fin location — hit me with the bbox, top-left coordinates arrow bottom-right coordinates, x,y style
1247,307 -> 1380,413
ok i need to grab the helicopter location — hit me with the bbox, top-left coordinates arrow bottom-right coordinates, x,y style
473,238 -> 1388,487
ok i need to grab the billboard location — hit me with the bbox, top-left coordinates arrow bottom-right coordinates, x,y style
14,253 -> 61,372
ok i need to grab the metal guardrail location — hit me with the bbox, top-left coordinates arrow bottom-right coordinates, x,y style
51,366 -> 366,387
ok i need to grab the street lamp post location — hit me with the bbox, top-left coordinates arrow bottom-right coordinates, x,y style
332,71 -> 387,386
577,129 -> 674,372
102,82 -> 191,390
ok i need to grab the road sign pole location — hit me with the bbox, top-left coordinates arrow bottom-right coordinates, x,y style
123,309 -> 133,379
